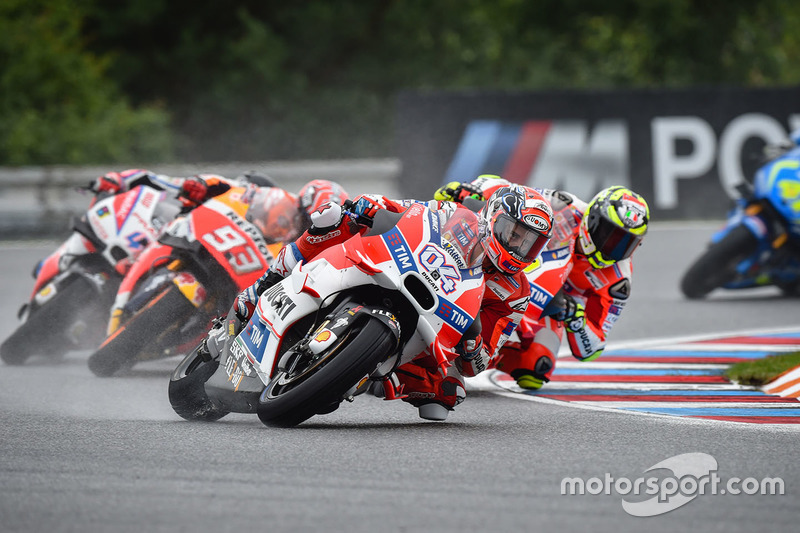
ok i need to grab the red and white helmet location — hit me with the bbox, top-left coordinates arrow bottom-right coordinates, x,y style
479,185 -> 554,274
245,188 -> 300,244
297,179 -> 349,231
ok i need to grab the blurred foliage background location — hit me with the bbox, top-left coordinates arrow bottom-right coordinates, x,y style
2,0 -> 799,166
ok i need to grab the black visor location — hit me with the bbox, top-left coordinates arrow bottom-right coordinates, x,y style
588,217 -> 643,262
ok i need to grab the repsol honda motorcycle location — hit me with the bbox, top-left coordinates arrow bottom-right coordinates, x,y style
681,145 -> 800,299
87,186 -> 287,376
169,202 -> 486,427
1,186 -> 181,365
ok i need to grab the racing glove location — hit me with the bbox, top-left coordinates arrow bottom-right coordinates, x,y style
454,334 -> 490,377
91,172 -> 124,195
554,293 -> 586,333
179,176 -> 209,205
433,181 -> 484,203
351,194 -> 386,219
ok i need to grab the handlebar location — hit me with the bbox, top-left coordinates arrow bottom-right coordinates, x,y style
341,199 -> 374,228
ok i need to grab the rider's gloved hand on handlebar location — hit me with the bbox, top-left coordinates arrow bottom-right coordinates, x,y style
352,194 -> 386,219
234,289 -> 257,323
434,181 -> 484,203
434,181 -> 462,202
224,287 -> 257,337
553,292 -> 586,333
91,172 -> 124,195
179,176 -> 209,205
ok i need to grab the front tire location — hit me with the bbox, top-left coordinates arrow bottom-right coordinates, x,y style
168,344 -> 229,422
87,285 -> 198,376
1,276 -> 106,365
680,225 -> 759,299
257,317 -> 396,428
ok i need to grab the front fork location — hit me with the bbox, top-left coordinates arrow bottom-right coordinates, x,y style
299,299 -> 405,400
107,259 -> 189,335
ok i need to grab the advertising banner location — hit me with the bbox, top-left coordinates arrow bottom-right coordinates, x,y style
395,87 -> 800,220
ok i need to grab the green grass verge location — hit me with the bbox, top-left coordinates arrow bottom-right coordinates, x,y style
725,351 -> 800,386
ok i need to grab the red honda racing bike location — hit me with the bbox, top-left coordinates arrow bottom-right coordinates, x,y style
87,186 -> 289,376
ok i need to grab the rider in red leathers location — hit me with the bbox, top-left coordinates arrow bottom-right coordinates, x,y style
31,169 -> 244,287
36,170 -> 348,298
227,185 -> 554,419
436,176 -> 650,390
88,168 -> 238,207
90,170 -> 349,240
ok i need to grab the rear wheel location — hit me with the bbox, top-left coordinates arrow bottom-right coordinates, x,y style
87,285 -> 198,376
680,225 -> 759,299
257,317 -> 396,428
1,276 -> 105,365
168,343 -> 229,422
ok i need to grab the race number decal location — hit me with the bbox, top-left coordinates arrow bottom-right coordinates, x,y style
126,231 -> 147,250
202,226 -> 262,275
419,245 -> 460,294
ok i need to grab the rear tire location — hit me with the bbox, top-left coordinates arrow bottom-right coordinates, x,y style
1,276 -> 104,365
87,285 -> 197,377
168,344 -> 229,422
257,317 -> 395,428
680,225 -> 759,299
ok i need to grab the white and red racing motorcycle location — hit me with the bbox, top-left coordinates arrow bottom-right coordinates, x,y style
1,186 -> 181,365
169,202 -> 486,427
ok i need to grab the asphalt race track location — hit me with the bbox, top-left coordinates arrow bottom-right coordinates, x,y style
1,223 -> 798,533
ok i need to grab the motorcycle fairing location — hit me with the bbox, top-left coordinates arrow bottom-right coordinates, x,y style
248,204 -> 485,384
190,198 -> 272,285
755,154 -> 800,238
86,186 -> 166,271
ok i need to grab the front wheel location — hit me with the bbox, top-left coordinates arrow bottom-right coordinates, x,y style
1,276 -> 107,365
168,343 -> 230,422
257,317 -> 396,428
680,225 -> 759,299
87,285 -> 199,376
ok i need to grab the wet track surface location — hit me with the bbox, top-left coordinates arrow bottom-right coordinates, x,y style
1,225 -> 799,533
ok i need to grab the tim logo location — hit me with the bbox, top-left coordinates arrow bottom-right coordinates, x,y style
528,285 -> 551,310
384,228 -> 416,274
435,300 -> 472,333
241,319 -> 270,363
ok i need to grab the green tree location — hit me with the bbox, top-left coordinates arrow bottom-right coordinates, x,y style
0,0 -> 173,165
5,0 -> 800,164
